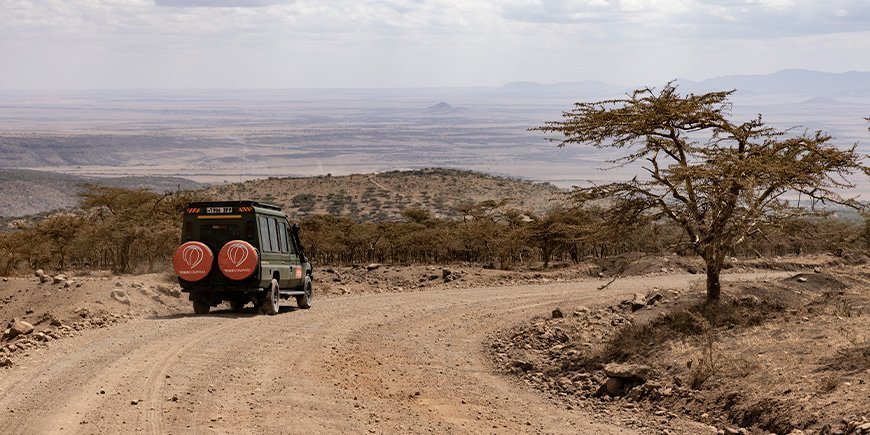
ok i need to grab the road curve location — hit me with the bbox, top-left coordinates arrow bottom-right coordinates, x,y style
0,271 -> 791,434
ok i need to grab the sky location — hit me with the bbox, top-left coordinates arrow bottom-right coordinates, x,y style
1,0 -> 869,89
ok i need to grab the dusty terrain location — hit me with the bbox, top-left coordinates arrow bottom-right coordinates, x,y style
490,264 -> 870,434
0,263 -> 802,434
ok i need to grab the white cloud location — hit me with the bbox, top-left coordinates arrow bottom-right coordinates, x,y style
0,0 -> 868,88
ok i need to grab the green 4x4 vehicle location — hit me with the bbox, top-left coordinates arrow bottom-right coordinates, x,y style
172,201 -> 313,315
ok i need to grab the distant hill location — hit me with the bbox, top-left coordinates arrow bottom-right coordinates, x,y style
682,69 -> 870,95
0,169 -> 203,218
424,102 -> 456,114
206,168 -> 567,222
500,70 -> 870,97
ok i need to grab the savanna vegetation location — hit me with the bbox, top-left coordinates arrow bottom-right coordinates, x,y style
0,184 -> 866,277
0,85 -> 867,280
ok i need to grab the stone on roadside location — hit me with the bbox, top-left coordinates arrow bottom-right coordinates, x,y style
8,320 -> 34,338
156,285 -> 181,298
620,293 -> 647,312
645,292 -> 664,306
603,362 -> 654,382
111,290 -> 131,305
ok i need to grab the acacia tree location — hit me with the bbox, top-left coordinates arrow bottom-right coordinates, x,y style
535,83 -> 868,301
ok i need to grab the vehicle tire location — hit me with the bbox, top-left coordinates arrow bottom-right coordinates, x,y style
296,276 -> 312,309
229,299 -> 245,313
193,300 -> 210,315
260,279 -> 280,316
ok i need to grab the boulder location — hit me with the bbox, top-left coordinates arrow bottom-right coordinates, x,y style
603,363 -> 654,382
111,290 -> 131,305
620,293 -> 647,312
34,269 -> 45,278
551,308 -> 564,319
645,292 -> 664,306
8,320 -> 34,338
156,285 -> 181,298
52,274 -> 68,284
366,263 -> 381,271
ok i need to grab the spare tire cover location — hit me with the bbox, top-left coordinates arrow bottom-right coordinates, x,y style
173,241 -> 214,282
218,240 -> 259,280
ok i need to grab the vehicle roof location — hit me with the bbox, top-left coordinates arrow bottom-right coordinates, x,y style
186,200 -> 286,216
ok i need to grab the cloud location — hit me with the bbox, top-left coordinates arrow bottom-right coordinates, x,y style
500,0 -> 870,38
154,0 -> 290,6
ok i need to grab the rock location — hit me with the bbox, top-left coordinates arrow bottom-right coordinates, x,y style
737,295 -> 760,306
115,281 -> 124,287
130,399 -> 139,405
8,320 -> 34,338
33,332 -> 50,342
0,357 -> 12,367
111,290 -> 131,305
156,285 -> 181,298
573,306 -> 589,316
551,308 -> 564,319
724,428 -> 740,435
34,269 -> 45,278
52,274 -> 68,284
366,263 -> 381,271
797,276 -> 808,283
813,267 -> 822,274
645,292 -> 664,306
510,360 -> 534,372
620,293 -> 647,312
603,363 -> 654,382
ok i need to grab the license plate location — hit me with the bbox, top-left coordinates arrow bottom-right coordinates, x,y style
206,207 -> 233,214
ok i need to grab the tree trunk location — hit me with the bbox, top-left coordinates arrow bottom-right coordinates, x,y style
701,248 -> 726,302
705,265 -> 721,302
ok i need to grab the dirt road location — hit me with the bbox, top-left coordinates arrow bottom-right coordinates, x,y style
0,272 -> 792,434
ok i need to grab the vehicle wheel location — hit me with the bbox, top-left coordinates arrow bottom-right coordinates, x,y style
229,299 -> 245,313
193,300 -> 210,315
296,276 -> 312,309
260,279 -> 280,315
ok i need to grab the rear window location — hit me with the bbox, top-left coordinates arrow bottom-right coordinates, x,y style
199,223 -> 240,250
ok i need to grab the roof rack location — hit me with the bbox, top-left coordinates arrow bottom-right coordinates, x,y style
186,200 -> 283,211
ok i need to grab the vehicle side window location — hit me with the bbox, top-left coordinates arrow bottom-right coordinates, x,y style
258,216 -> 272,252
278,222 -> 289,253
268,218 -> 280,253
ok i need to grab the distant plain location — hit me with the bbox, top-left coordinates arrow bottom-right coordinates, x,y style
1,72 -> 868,208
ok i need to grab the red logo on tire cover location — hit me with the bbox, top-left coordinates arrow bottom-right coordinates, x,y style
218,240 -> 259,280
173,241 -> 213,282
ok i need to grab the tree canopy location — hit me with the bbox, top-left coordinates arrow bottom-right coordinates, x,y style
534,83 -> 869,301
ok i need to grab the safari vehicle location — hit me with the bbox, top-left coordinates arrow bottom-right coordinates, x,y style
172,201 -> 313,315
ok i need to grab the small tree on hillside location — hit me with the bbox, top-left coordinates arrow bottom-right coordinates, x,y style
535,83 -> 868,301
